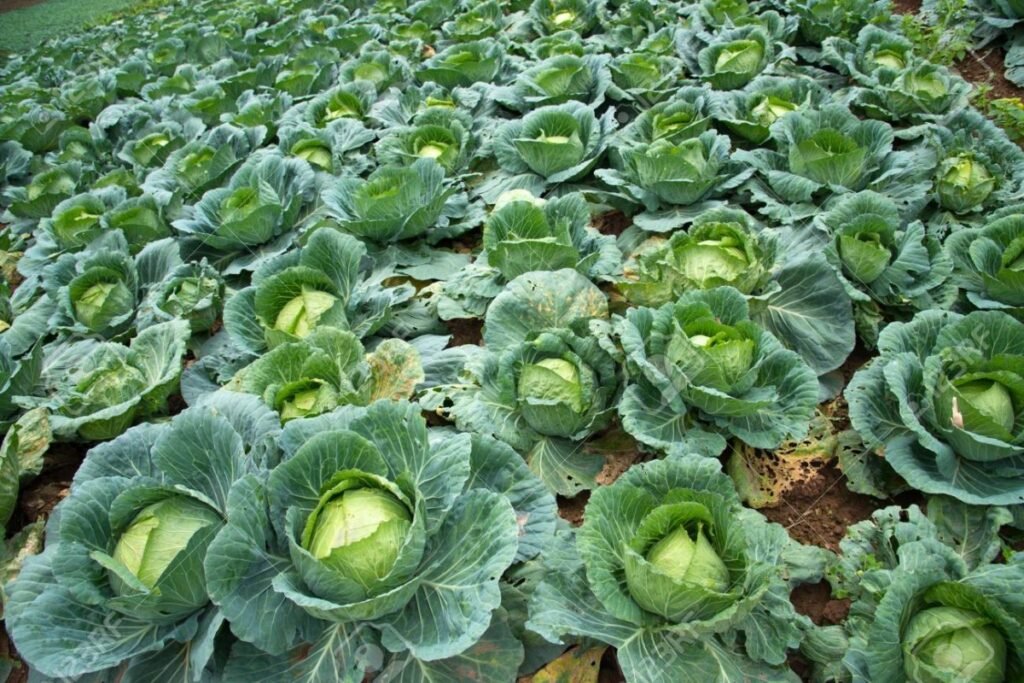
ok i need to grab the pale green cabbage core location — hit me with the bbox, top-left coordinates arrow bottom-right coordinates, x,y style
751,96 -> 797,126
552,10 -> 576,25
957,380 -> 1016,433
275,288 -> 337,338
904,606 -> 1007,683
280,387 -> 322,422
417,143 -> 446,159
872,49 -> 906,70
112,496 -> 221,589
646,523 -> 730,592
306,488 -> 411,560
75,282 -> 118,328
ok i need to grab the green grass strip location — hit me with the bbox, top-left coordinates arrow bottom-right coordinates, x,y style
0,0 -> 166,54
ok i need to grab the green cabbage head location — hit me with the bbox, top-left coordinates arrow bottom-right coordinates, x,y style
110,495 -> 222,601
145,262 -> 223,333
624,136 -> 722,206
449,322 -> 618,455
19,320 -> 191,441
903,606 -> 1007,683
302,478 -> 414,588
274,288 -> 338,338
638,97 -> 711,144
737,105 -> 895,199
937,153 -> 995,214
848,309 -> 1024,505
710,77 -> 826,145
480,190 -> 619,283
4,397 -> 274,679
199,400 -> 550,671
525,455 -> 824,681
233,327 -> 422,423
618,209 -> 773,307
928,110 -> 1024,216
517,355 -> 596,437
697,27 -> 770,90
494,101 -> 613,183
323,157 -> 454,243
623,502 -> 731,619
614,286 -> 818,453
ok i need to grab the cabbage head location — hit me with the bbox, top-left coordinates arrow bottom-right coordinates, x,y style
528,455 -> 827,683
848,309 -> 1024,505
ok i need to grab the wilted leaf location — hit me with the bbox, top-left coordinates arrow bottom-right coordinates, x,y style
12,408 -> 51,481
0,408 -> 48,527
726,412 -> 837,508
0,520 -> 46,616
524,645 -> 606,683
368,339 -> 425,401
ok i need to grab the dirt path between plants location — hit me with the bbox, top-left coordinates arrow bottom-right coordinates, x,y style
959,46 -> 1024,98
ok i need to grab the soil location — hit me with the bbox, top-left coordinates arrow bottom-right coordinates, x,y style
892,0 -> 923,14
553,425 -> 647,528
599,649 -> 625,683
593,211 -> 632,238
11,443 -> 84,530
787,580 -> 854,682
755,350 -> 880,553
592,424 -> 646,486
0,0 -> 46,13
838,345 -> 874,386
791,581 -> 851,626
444,317 -> 483,347
166,391 -> 188,416
594,449 -> 638,487
760,459 -> 881,552
957,47 -> 1023,100
556,492 -> 588,527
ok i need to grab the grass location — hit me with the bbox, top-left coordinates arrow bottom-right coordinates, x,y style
0,0 -> 154,54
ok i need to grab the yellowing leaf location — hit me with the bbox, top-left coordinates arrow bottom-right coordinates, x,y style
526,645 -> 606,683
368,339 -> 424,402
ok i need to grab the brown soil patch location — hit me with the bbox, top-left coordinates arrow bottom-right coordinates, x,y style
782,585 -> 855,683
591,425 -> 645,487
595,450 -> 637,486
0,0 -> 47,12
892,0 -> 922,13
838,345 -> 873,386
13,443 -> 85,529
791,580 -> 851,626
599,649 -> 625,683
760,459 -> 880,552
787,582 -> 852,681
444,318 -> 483,347
593,211 -> 631,238
957,47 -> 1024,100
166,391 -> 188,417
556,491 -> 588,526
555,427 -> 646,527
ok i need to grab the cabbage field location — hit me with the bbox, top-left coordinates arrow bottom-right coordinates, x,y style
1,0 -> 1023,680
